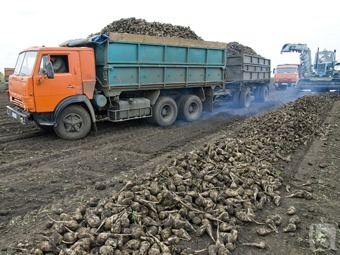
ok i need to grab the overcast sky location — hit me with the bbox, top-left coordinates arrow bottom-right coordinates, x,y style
1,0 -> 339,73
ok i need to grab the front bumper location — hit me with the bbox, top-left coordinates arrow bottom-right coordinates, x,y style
6,105 -> 30,125
276,83 -> 288,86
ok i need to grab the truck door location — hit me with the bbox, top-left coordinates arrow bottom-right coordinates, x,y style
33,53 -> 81,112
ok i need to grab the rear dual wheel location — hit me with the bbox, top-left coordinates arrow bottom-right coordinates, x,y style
151,95 -> 203,126
233,88 -> 251,108
151,97 -> 178,126
257,85 -> 269,102
178,95 -> 202,122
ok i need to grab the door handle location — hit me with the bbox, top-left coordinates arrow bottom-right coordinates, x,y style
67,85 -> 75,88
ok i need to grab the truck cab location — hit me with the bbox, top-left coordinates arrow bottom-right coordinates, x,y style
7,46 -> 97,138
273,64 -> 300,90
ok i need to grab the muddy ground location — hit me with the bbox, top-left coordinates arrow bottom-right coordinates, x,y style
0,85 -> 339,255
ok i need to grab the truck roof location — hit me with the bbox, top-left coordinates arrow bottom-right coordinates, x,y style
21,46 -> 92,53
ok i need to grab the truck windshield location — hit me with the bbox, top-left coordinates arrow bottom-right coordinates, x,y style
276,68 -> 297,74
14,51 -> 38,76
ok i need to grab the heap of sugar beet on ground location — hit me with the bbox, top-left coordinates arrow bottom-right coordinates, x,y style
19,94 -> 338,254
90,17 -> 257,56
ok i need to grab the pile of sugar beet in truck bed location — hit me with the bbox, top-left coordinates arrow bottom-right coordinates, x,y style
91,17 -> 257,56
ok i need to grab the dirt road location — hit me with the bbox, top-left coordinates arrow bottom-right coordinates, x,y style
0,87 -> 339,255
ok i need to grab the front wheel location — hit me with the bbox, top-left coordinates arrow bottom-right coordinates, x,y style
151,96 -> 178,126
54,105 -> 91,140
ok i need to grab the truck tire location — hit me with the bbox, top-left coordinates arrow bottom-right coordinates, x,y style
233,90 -> 240,108
54,105 -> 91,140
178,95 -> 202,122
239,87 -> 251,108
151,96 -> 178,126
175,94 -> 187,119
258,86 -> 269,102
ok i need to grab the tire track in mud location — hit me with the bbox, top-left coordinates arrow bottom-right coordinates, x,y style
0,110 -> 245,229
0,130 -> 53,144
0,113 -> 241,176
0,108 -> 240,174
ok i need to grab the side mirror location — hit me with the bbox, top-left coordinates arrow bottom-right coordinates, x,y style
273,68 -> 276,74
45,61 -> 54,79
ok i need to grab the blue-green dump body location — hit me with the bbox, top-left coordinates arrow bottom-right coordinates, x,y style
94,33 -> 227,91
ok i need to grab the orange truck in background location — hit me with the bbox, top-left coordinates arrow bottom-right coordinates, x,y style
273,64 -> 300,90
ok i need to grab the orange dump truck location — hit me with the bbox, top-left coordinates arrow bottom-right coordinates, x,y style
273,64 -> 300,90
6,33 -> 270,140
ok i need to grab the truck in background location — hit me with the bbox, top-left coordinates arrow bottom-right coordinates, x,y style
273,64 -> 300,90
6,33 -> 270,140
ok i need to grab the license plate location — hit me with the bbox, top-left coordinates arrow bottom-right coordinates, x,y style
12,112 -> 17,119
